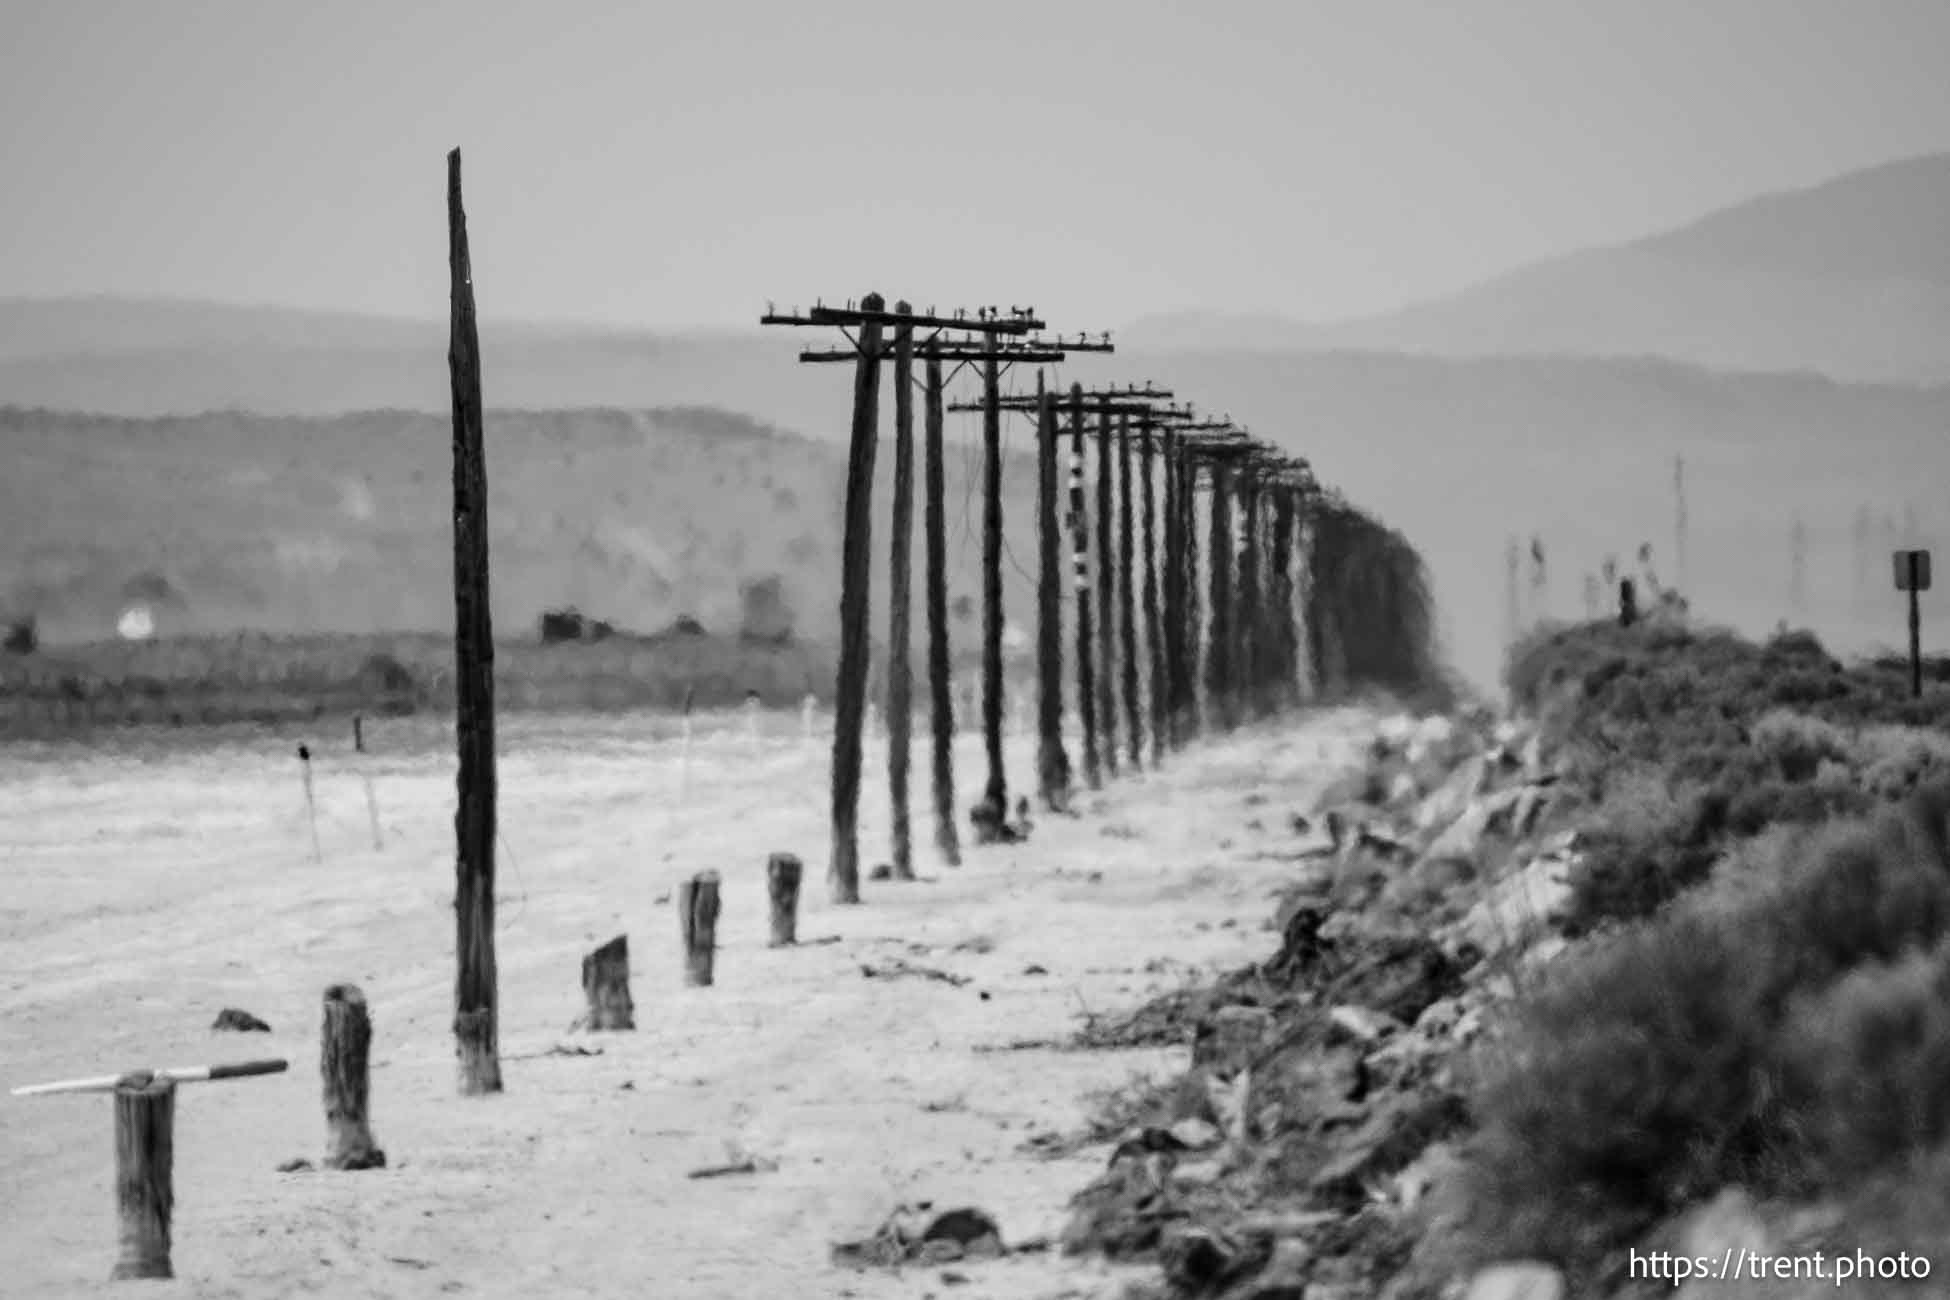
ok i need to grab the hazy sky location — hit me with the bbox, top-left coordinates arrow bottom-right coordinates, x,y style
4,0 -> 1947,331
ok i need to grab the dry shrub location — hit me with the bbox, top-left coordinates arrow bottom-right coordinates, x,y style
1456,780 -> 1950,1284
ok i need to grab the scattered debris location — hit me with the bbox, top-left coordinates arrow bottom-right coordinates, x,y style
276,1158 -> 313,1173
860,959 -> 970,987
686,1158 -> 776,1180
831,1204 -> 1008,1271
212,1008 -> 271,1033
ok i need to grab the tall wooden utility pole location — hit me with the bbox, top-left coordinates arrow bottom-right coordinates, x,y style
922,358 -> 959,865
1095,409 -> 1119,774
446,147 -> 501,1097
1270,483 -> 1299,709
1173,422 -> 1246,730
762,299 -> 1050,890
1032,373 -> 1071,811
1069,386 -> 1100,788
1175,439 -> 1202,742
978,349 -> 1007,829
1160,427 -> 1182,751
886,304 -> 917,880
829,298 -> 883,902
1236,471 -> 1263,720
1116,413 -> 1142,769
1139,419 -> 1165,763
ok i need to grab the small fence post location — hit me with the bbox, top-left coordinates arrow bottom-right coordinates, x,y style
767,853 -> 802,947
679,871 -> 722,986
110,1074 -> 175,1280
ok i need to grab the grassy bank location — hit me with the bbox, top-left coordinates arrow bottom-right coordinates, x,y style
1444,618 -> 1950,1292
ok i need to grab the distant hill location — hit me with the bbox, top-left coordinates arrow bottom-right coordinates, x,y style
0,404 -> 1044,658
1127,153 -> 1950,384
11,286 -> 1950,692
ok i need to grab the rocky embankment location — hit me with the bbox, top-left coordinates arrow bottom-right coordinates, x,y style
1049,708 -> 1582,1300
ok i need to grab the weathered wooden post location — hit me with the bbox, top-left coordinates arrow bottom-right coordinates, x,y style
679,870 -> 722,986
321,984 -> 387,1168
1206,461 -> 1235,731
1141,422 -> 1165,761
973,348 -> 1009,839
830,293 -> 886,901
352,713 -> 365,753
1034,374 -> 1072,811
767,852 -> 802,946
1117,413 -> 1142,768
579,937 -> 634,1031
1095,409 -> 1119,775
887,303 -> 917,879
447,147 -> 502,1095
110,1074 -> 175,1279
1069,385 -> 1101,789
922,357 -> 961,866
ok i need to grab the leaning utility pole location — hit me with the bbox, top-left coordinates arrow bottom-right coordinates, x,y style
762,298 -> 1047,893
446,147 -> 501,1097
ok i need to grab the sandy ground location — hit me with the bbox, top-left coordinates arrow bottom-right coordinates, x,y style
0,705 -> 1373,1299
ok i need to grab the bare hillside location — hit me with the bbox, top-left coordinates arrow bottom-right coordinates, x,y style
0,405 -> 1044,652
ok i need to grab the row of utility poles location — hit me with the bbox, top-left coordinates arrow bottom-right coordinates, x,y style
762,293 -> 1320,904
445,137 -> 1332,1094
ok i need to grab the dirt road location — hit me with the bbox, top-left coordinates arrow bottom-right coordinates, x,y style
0,707 -> 1371,1299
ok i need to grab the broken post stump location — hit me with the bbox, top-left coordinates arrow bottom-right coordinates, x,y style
767,853 -> 802,947
679,871 -> 722,986
321,984 -> 387,1170
110,1074 -> 175,1280
580,936 -> 635,1031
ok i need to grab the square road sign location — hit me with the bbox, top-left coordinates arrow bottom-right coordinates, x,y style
1895,549 -> 1932,592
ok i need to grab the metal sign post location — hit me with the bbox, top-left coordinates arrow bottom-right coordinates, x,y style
1894,549 -> 1932,698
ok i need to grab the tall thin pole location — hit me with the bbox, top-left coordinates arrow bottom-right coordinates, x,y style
1117,414 -> 1142,769
1205,463 -> 1234,731
1069,386 -> 1100,789
1674,454 -> 1688,598
1095,409 -> 1119,775
446,147 -> 502,1097
1237,473 -> 1263,720
886,303 -> 917,880
1159,430 -> 1181,750
978,351 -> 1007,831
1034,373 -> 1071,811
1910,553 -> 1924,700
1271,486 -> 1298,709
1140,424 -> 1164,762
1178,451 -> 1202,740
922,357 -> 960,865
829,292 -> 885,902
